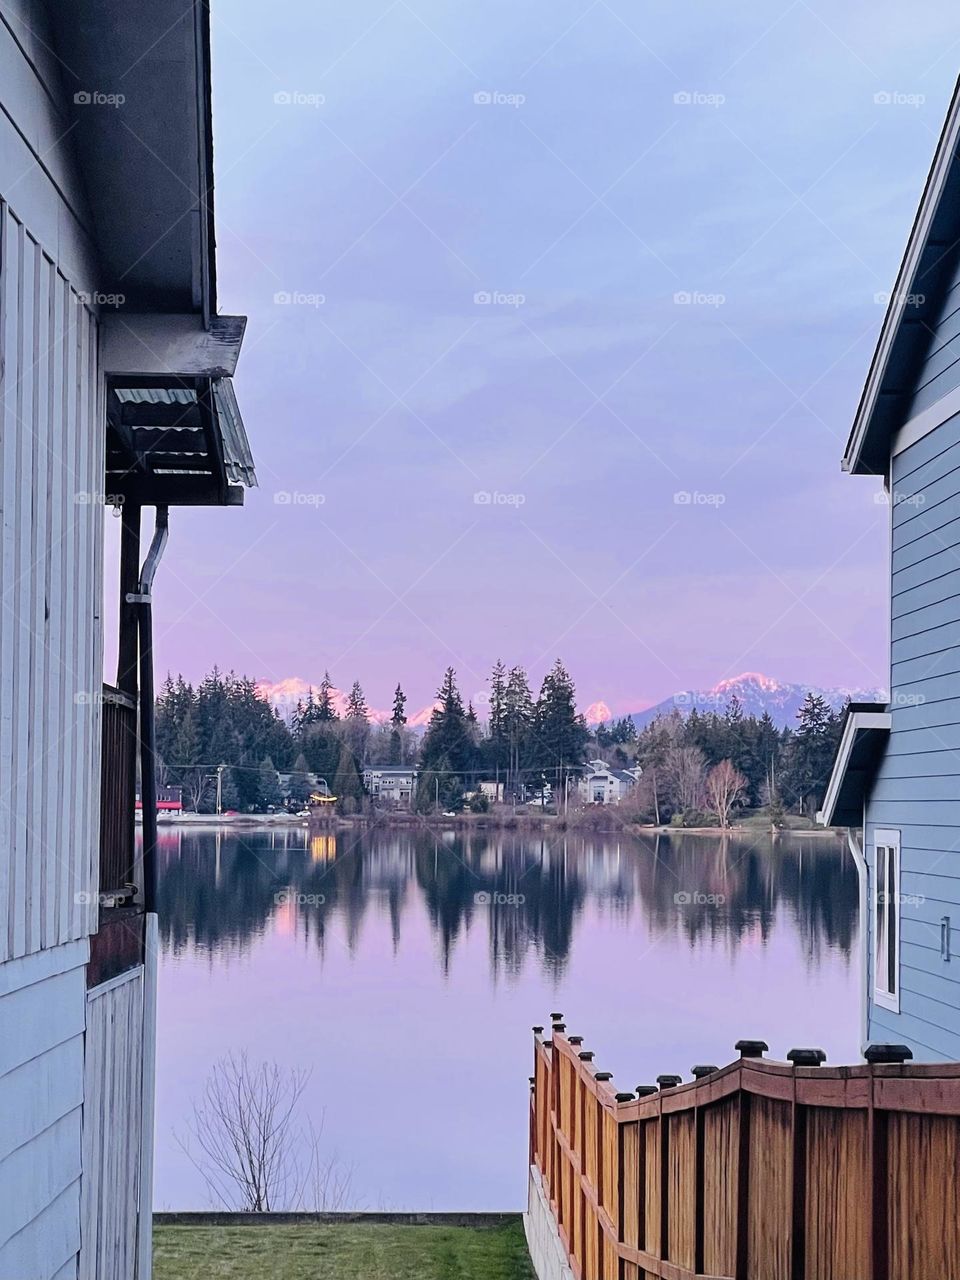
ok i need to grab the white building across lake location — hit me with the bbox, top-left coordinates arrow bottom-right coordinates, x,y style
0,4 -> 255,1277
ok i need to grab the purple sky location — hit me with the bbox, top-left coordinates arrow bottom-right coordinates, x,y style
117,3 -> 960,717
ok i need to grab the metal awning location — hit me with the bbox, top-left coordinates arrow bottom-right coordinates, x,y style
817,703 -> 891,828
106,377 -> 257,507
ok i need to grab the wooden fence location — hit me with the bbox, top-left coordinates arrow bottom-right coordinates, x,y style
99,684 -> 138,899
529,1020 -> 960,1280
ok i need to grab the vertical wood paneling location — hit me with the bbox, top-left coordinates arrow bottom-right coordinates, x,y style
804,1107 -> 869,1280
0,198 -> 101,963
702,1096 -> 738,1276
80,971 -> 144,1280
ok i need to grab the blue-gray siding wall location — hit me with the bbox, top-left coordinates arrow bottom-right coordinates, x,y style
866,410 -> 960,1060
910,252 -> 960,416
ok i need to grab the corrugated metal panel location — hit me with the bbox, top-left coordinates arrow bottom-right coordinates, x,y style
0,200 -> 103,962
114,378 -> 257,487
79,970 -> 144,1280
212,378 -> 257,487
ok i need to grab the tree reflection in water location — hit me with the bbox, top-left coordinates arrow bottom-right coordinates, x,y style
155,826 -> 857,977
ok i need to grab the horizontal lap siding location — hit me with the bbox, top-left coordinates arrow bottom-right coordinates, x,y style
0,946 -> 85,1278
868,418 -> 960,1061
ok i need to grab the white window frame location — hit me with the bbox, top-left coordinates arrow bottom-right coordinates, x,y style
874,829 -> 901,1013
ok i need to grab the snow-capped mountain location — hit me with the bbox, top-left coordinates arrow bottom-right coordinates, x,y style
625,672 -> 884,731
255,677 -> 438,728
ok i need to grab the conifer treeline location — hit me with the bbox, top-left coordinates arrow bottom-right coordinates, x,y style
154,666 -> 845,818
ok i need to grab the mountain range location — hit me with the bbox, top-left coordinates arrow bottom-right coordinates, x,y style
257,672 -> 884,734
621,672 -> 885,732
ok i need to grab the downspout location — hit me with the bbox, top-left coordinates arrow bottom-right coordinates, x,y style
126,505 -> 168,1280
129,506 -> 169,913
847,816 -> 869,1055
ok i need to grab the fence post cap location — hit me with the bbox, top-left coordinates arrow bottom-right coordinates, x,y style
615,1091 -> 635,1102
864,1043 -> 913,1064
635,1084 -> 659,1097
691,1063 -> 719,1078
595,1071 -> 614,1081
735,1039 -> 768,1057
657,1073 -> 683,1088
787,1047 -> 826,1067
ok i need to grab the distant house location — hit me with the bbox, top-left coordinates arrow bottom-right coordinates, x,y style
0,6 -> 255,1278
578,759 -> 642,805
819,79 -> 960,1063
364,765 -> 417,806
136,785 -> 183,813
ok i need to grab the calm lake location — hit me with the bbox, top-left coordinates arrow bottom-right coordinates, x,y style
153,824 -> 860,1211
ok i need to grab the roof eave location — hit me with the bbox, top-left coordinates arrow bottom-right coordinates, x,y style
817,708 -> 891,828
843,76 -> 960,477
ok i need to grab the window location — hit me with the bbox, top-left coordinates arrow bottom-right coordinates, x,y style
874,830 -> 901,1012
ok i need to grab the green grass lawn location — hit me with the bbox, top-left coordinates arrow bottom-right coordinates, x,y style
153,1222 -> 534,1280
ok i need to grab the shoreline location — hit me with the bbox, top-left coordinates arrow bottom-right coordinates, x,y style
150,811 -> 842,838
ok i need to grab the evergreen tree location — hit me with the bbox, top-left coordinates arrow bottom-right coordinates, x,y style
420,668 -> 477,785
487,660 -> 509,785
344,679 -> 370,761
258,756 -> 283,810
287,752 -> 312,807
332,742 -> 364,815
503,665 -> 533,800
529,660 -> 589,795
783,693 -> 838,817
390,683 -> 407,764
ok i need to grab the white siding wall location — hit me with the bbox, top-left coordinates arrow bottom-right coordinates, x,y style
0,2 -> 104,962
80,971 -> 144,1280
0,941 -> 87,1280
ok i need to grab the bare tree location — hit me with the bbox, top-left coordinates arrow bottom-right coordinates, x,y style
664,745 -> 707,817
176,1053 -> 314,1211
705,759 -> 747,829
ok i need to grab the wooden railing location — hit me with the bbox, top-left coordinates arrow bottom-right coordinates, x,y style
529,1020 -> 960,1280
99,684 -> 138,899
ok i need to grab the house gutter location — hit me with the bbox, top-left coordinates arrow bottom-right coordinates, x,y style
128,506 -> 168,914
